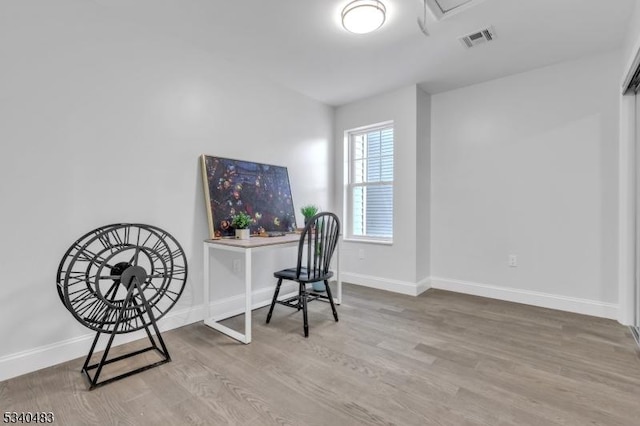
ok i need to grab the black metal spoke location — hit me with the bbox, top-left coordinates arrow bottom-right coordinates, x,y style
129,247 -> 141,266
147,273 -> 166,278
74,244 -> 115,269
98,275 -> 120,280
110,228 -> 125,246
97,232 -> 115,253
75,299 -> 100,318
68,287 -> 92,297
85,301 -> 108,323
138,231 -> 154,251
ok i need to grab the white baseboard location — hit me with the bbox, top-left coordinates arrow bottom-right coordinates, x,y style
342,272 -> 430,296
4,276 -> 616,382
0,304 -> 204,383
430,277 -> 619,320
0,283 -> 297,383
416,277 -> 431,295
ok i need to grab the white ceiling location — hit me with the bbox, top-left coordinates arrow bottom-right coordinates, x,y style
95,0 -> 635,106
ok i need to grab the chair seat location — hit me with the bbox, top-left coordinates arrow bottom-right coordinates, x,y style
274,267 -> 333,283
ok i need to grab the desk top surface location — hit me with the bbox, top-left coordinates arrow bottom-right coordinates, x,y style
204,233 -> 300,248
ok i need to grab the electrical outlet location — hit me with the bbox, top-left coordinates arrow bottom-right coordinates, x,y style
358,249 -> 365,260
508,255 -> 517,267
232,259 -> 241,273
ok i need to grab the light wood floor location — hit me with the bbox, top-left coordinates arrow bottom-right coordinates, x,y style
2,284 -> 640,425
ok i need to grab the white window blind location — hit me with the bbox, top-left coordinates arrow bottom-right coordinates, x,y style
347,124 -> 394,241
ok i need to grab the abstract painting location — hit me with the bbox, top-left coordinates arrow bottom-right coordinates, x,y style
200,155 -> 298,238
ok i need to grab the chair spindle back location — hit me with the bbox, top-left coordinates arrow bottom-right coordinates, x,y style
296,212 -> 340,282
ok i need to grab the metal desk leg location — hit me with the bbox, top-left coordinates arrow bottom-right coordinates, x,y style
202,244 -> 251,344
336,239 -> 342,305
244,248 -> 252,343
203,242 -> 210,320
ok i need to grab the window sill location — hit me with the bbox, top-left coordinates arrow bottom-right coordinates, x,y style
342,237 -> 393,246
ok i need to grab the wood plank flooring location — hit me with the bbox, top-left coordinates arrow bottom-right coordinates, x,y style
2,284 -> 640,425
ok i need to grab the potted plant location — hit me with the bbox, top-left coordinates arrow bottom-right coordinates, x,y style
231,211 -> 252,240
300,204 -> 319,226
300,205 -> 327,293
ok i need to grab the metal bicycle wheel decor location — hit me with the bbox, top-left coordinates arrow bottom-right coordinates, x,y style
56,223 -> 188,390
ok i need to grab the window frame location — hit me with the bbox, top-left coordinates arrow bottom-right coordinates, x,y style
344,121 -> 394,244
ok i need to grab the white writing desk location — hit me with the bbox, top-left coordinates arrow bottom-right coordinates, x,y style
203,233 -> 341,344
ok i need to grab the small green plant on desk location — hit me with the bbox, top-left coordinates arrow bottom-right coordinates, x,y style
231,211 -> 252,240
300,205 -> 319,226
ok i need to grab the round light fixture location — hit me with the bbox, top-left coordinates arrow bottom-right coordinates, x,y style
342,0 -> 386,34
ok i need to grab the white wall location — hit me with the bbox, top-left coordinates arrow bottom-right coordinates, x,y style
0,1 -> 333,380
335,85 -> 429,295
430,51 -> 621,318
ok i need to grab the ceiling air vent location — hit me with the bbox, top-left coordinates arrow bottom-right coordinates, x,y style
425,0 -> 485,21
459,26 -> 495,49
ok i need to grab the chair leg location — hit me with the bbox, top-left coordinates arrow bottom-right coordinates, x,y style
324,280 -> 339,322
266,278 -> 283,324
301,285 -> 309,337
297,283 -> 304,311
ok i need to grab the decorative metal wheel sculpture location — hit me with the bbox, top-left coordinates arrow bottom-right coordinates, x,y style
56,223 -> 188,390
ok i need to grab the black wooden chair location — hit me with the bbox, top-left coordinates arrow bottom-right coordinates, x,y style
266,212 -> 340,337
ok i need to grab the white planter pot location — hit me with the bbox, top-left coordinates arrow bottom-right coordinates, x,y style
311,282 -> 326,292
235,229 -> 250,240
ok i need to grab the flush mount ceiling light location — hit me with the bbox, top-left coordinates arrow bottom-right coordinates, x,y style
342,0 -> 386,34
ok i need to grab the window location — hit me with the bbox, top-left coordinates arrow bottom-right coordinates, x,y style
346,122 -> 394,242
